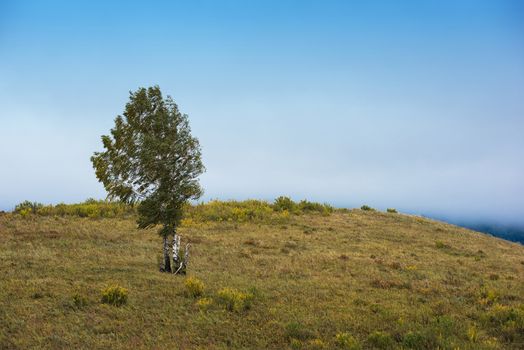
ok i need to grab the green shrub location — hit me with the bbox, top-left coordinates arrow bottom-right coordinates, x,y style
101,285 -> 128,306
273,196 -> 297,212
366,331 -> 395,349
184,277 -> 205,298
386,208 -> 397,213
298,200 -> 333,214
185,200 -> 275,223
15,200 -> 43,215
216,287 -> 253,312
335,332 -> 361,349
22,199 -> 135,218
285,321 -> 314,341
360,205 -> 374,211
196,297 -> 212,310
22,198 -> 337,222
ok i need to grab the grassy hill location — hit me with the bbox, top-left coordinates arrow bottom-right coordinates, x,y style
0,202 -> 523,349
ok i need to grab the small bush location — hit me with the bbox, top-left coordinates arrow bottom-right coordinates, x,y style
366,331 -> 395,349
196,297 -> 212,310
217,287 -> 253,312
273,196 -> 297,212
15,201 -> 43,215
184,277 -> 205,298
285,321 -> 314,341
298,200 -> 333,215
101,285 -> 128,306
360,205 -> 374,211
386,208 -> 397,213
335,332 -> 361,349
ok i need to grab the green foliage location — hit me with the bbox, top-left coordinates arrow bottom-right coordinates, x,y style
298,200 -> 333,214
360,205 -> 374,211
195,297 -> 212,310
272,196 -> 297,212
366,331 -> 395,349
216,287 -> 253,312
101,286 -> 128,306
91,86 -> 205,234
335,332 -> 361,349
285,321 -> 314,341
33,199 -> 134,218
19,198 -> 336,223
14,201 -> 43,215
386,208 -> 397,213
185,200 -> 275,223
184,199 -> 334,224
184,277 -> 205,298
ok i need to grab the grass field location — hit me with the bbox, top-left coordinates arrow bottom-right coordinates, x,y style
1,208 -> 523,349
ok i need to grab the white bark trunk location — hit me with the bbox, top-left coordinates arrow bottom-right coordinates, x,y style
174,243 -> 191,275
183,243 -> 191,268
173,232 -> 180,268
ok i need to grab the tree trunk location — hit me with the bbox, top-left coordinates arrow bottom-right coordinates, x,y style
174,243 -> 191,275
172,229 -> 181,273
182,243 -> 191,273
162,235 -> 171,272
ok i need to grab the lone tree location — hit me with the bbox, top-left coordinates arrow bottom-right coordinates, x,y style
91,86 -> 205,273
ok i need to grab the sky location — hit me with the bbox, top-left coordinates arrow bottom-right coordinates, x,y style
0,0 -> 523,225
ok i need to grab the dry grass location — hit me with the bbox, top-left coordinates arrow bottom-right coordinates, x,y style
0,210 -> 523,349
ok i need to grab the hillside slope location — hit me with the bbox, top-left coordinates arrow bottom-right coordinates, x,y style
0,211 -> 523,349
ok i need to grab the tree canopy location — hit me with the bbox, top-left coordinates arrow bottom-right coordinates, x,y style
91,86 -> 205,235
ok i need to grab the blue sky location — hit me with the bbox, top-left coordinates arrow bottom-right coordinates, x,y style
1,0 -> 523,225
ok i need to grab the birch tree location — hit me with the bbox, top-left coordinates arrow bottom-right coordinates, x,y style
91,86 -> 204,273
